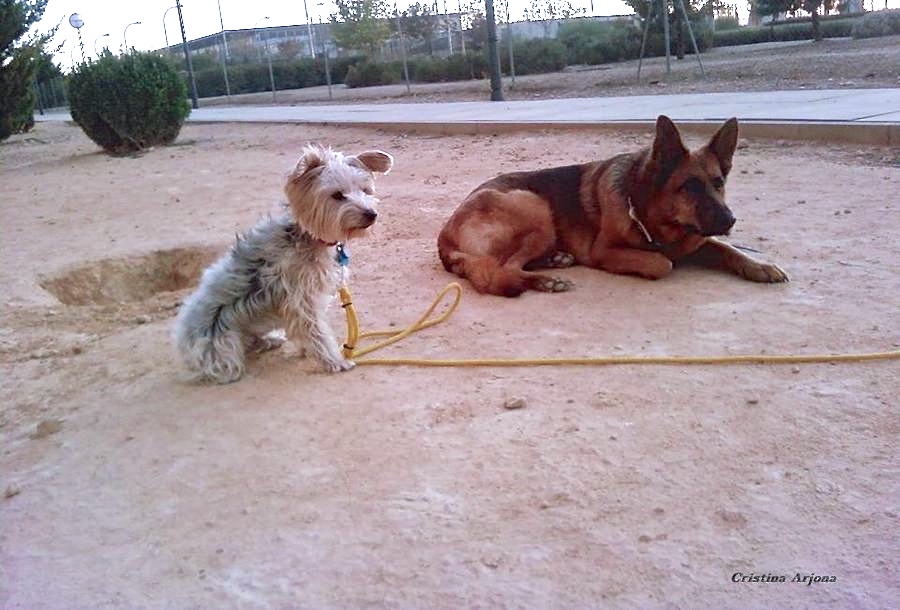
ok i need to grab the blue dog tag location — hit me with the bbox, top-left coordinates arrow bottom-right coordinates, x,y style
336,243 -> 350,267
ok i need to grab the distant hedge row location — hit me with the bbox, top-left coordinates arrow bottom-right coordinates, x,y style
192,56 -> 361,97
185,11 -> 897,95
712,17 -> 856,46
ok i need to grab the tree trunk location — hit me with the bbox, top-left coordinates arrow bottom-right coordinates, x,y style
811,7 -> 822,41
675,13 -> 685,60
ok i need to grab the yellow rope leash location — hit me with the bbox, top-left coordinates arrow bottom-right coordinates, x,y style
338,282 -> 900,368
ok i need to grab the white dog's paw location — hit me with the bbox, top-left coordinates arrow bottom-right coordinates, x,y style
321,357 -> 356,373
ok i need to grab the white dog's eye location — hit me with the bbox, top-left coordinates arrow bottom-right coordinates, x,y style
363,187 -> 373,196
332,191 -> 346,201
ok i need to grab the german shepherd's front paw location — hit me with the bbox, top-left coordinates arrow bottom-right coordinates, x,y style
531,275 -> 575,293
740,261 -> 789,283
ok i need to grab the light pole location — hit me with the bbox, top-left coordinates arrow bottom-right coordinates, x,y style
394,3 -> 411,94
94,33 -> 110,56
302,0 -> 316,58
175,0 -> 199,109
317,12 -> 332,101
124,21 -> 141,51
215,0 -> 232,96
254,17 -> 276,102
68,13 -> 85,63
163,6 -> 177,52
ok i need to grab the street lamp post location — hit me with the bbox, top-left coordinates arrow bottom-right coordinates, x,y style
175,0 -> 200,109
68,13 -> 86,63
124,21 -> 141,51
302,0 -> 316,58
317,13 -> 332,101
163,6 -> 177,52
394,4 -> 411,94
254,17 -> 276,102
216,0 -> 232,96
94,33 -> 110,56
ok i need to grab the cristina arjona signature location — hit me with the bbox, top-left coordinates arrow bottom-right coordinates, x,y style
732,572 -> 837,586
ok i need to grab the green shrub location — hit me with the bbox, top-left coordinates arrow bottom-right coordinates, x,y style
559,19 -> 642,65
344,60 -> 401,88
502,38 -> 567,75
68,51 -> 190,154
713,17 -> 858,46
409,56 -> 446,82
446,52 -> 487,80
0,48 -> 37,140
715,16 -> 740,31
852,9 -> 900,38
559,17 -> 710,66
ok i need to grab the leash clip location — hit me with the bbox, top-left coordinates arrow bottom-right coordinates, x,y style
336,242 -> 350,267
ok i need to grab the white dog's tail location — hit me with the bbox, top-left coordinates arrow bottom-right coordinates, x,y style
173,289 -> 246,384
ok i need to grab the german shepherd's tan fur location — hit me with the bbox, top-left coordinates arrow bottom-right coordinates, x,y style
438,115 -> 788,297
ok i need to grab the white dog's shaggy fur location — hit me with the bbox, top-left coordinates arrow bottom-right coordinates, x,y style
173,145 -> 393,383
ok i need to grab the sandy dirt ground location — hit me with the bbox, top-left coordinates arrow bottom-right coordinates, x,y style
1,120 -> 899,608
200,36 -> 900,107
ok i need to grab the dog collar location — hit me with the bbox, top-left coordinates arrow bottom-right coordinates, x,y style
335,242 -> 350,267
626,197 -> 658,247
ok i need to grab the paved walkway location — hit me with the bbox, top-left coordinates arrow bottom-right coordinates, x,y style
37,88 -> 900,124
35,88 -> 899,143
182,89 -> 900,124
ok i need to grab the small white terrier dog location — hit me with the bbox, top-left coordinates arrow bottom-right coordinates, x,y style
173,145 -> 393,383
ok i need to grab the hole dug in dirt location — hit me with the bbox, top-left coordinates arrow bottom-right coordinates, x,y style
39,246 -> 221,306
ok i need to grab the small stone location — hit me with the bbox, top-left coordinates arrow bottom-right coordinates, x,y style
638,534 -> 653,543
134,315 -> 151,325
753,169 -> 765,174
4,483 -> 21,498
791,366 -> 801,374
843,209 -> 851,214
503,397 -> 526,410
746,398 -> 759,405
31,418 -> 63,439
797,199 -> 806,204
736,139 -> 749,150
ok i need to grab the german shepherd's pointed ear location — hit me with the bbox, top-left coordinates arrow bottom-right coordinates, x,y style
354,150 -> 394,175
652,115 -> 688,166
706,117 -> 739,177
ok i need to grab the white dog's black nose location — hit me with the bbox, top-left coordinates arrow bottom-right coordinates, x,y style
363,210 -> 378,224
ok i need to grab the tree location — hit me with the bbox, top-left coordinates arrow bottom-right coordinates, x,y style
331,0 -> 392,57
625,0 -> 709,59
523,0 -> 585,37
400,2 -> 437,54
753,0 -> 836,40
1,0 -> 55,140
276,39 -> 303,60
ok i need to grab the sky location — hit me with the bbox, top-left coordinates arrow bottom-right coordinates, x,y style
35,0 -> 900,71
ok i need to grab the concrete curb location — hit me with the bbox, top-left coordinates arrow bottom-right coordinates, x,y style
187,118 -> 898,146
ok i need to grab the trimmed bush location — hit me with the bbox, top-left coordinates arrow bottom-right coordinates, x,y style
68,51 -> 190,154
713,17 -> 857,47
344,60 -> 401,88
715,16 -> 740,31
559,18 -> 710,66
852,9 -> 900,38
559,19 -> 642,65
502,38 -> 568,75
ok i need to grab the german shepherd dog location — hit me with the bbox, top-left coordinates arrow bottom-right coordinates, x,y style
438,115 -> 788,297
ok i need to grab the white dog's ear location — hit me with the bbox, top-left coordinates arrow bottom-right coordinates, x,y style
354,150 -> 393,175
290,145 -> 328,182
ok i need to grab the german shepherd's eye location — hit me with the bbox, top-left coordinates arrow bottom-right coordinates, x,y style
332,191 -> 346,201
682,177 -> 706,195
711,177 -> 725,190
